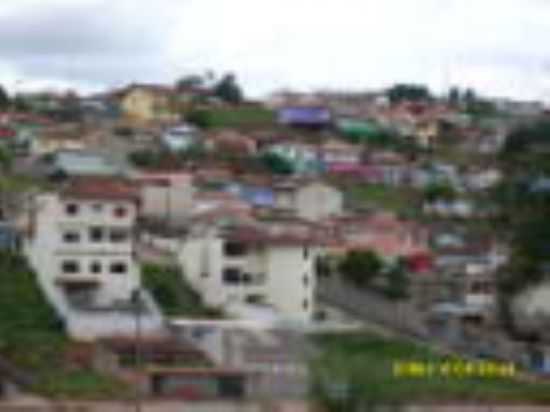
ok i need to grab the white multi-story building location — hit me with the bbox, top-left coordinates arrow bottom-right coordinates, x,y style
23,177 -> 163,341
178,224 -> 322,322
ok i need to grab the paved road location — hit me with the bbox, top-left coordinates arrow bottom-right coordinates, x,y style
3,400 -> 550,412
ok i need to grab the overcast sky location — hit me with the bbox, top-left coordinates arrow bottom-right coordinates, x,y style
0,0 -> 549,101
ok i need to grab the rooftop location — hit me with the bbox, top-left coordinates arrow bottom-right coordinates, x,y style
222,224 -> 332,246
61,177 -> 139,202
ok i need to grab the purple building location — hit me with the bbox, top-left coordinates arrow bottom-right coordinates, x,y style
277,106 -> 332,128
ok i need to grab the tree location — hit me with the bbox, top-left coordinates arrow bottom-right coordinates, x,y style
424,182 -> 456,202
448,87 -> 460,106
383,259 -> 410,300
464,88 -> 476,105
338,250 -> 383,287
0,85 -> 10,110
186,109 -> 213,129
387,84 -> 431,104
260,152 -> 294,175
176,74 -> 204,90
214,73 -> 244,104
12,94 -> 30,112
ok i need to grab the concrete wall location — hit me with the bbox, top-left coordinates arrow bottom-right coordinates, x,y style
265,247 -> 316,321
140,184 -> 195,223
295,183 -> 343,221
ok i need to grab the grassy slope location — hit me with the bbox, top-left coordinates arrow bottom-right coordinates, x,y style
0,252 -> 129,399
345,184 -> 423,215
206,106 -> 276,129
141,263 -> 223,318
311,333 -> 550,405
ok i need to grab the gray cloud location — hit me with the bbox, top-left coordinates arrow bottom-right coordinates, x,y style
0,0 -> 549,100
0,1 -> 174,57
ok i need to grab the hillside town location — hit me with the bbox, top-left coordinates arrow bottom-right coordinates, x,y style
2,75 -> 550,411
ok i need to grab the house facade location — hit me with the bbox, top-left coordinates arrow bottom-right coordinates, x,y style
178,225 -> 321,322
22,178 -> 163,340
119,85 -> 179,124
273,180 -> 343,221
134,171 -> 195,224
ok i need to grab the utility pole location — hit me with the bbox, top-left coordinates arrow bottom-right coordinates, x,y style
131,289 -> 142,412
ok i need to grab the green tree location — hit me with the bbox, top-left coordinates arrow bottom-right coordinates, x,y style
0,85 -> 10,110
448,87 -> 460,106
338,250 -> 383,287
383,259 -> 410,300
176,74 -> 204,90
424,182 -> 456,202
387,84 -> 431,104
464,88 -> 476,105
260,152 -> 294,175
12,94 -> 30,112
214,73 -> 244,104
178,143 -> 207,161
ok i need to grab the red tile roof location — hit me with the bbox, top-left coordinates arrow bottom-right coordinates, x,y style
222,225 -> 332,246
61,177 -> 139,202
0,127 -> 16,138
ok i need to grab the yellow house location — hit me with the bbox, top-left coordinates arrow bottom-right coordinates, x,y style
415,119 -> 439,148
119,85 -> 179,124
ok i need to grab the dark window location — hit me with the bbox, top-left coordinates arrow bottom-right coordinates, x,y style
303,247 -> 309,260
303,274 -> 309,287
90,261 -> 102,274
89,227 -> 104,243
246,294 -> 266,304
110,229 -> 129,243
110,262 -> 127,274
61,260 -> 79,274
200,272 -> 209,278
114,206 -> 128,218
303,299 -> 309,310
224,242 -> 247,257
242,273 -> 252,284
65,203 -> 79,216
63,231 -> 80,243
222,267 -> 241,284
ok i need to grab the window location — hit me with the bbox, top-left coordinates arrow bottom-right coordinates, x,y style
89,227 -> 104,243
114,206 -> 128,218
303,247 -> 309,260
110,262 -> 127,274
92,203 -> 103,212
65,203 -> 79,216
222,268 -> 241,284
242,273 -> 252,284
61,260 -> 80,274
303,299 -> 309,310
224,242 -> 247,257
90,261 -> 102,274
303,274 -> 309,287
246,294 -> 266,304
63,231 -> 80,243
110,229 -> 129,243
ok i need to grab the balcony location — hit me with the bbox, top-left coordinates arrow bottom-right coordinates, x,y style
55,273 -> 101,287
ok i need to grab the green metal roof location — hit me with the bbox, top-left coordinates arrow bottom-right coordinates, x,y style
337,119 -> 379,137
